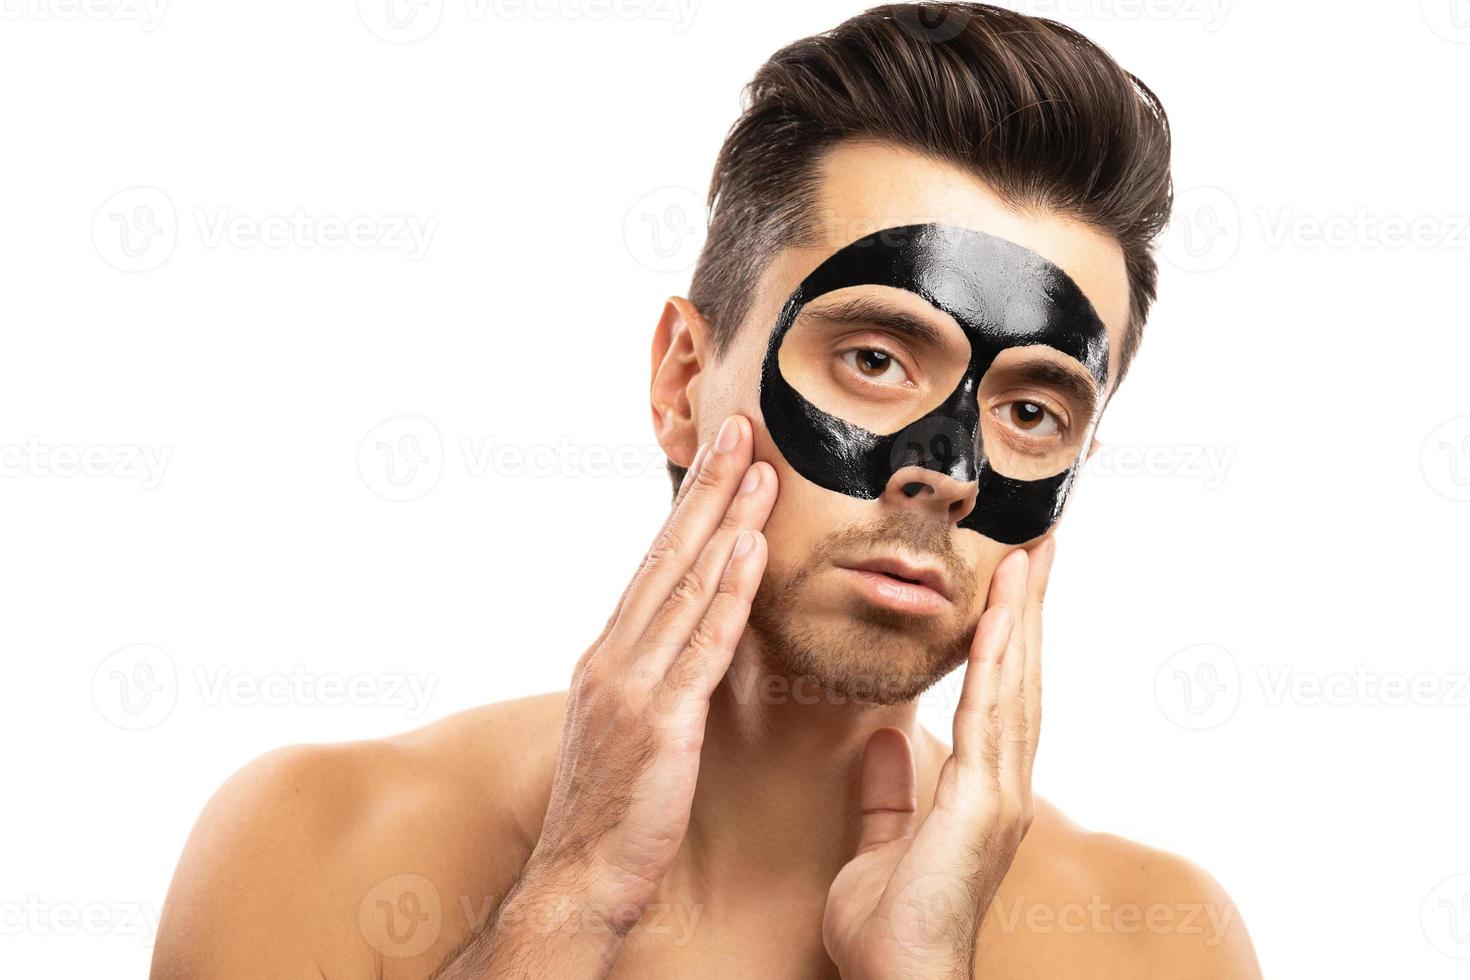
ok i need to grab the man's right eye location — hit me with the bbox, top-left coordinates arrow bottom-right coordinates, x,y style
1005,400 -> 1060,436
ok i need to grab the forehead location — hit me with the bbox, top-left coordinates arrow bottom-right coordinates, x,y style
752,139 -> 1131,390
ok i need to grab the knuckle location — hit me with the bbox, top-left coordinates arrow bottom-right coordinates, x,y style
572,652 -> 604,694
643,537 -> 682,572
664,647 -> 706,693
710,587 -> 752,634
669,567 -> 707,607
684,617 -> 724,659
1006,722 -> 1029,750
690,455 -> 723,492
643,527 -> 689,571
981,730 -> 1002,773
716,559 -> 747,593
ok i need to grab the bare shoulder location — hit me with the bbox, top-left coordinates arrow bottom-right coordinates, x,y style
980,799 -> 1262,979
151,690 -> 570,980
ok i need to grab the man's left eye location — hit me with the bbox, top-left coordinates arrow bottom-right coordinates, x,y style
1002,400 -> 1060,436
842,348 -> 908,384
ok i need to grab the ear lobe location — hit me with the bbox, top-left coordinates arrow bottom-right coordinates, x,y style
650,296 -> 709,468
1085,434 -> 1103,461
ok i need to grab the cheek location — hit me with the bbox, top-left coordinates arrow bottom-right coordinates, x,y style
757,455 -> 847,559
753,426 -> 875,559
704,324 -> 772,418
957,539 -> 1008,618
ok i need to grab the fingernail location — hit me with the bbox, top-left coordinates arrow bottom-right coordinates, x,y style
738,465 -> 762,495
731,529 -> 754,559
714,416 -> 740,453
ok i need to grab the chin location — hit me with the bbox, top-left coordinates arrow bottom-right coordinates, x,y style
747,568 -> 976,706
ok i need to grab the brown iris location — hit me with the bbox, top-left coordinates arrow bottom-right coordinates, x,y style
855,349 -> 891,376
1010,401 -> 1045,430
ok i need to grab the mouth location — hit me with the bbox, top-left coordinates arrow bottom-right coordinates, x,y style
835,554 -> 952,615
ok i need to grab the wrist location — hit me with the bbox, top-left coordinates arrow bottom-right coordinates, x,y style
483,853 -> 639,973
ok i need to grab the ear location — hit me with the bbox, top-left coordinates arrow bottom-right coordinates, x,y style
1086,433 -> 1103,461
650,295 -> 709,469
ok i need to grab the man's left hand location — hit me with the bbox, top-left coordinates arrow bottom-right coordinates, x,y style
822,537 -> 1054,979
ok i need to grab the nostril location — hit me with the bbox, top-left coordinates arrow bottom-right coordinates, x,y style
902,482 -> 930,498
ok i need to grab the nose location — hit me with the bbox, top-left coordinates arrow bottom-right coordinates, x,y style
882,464 -> 979,526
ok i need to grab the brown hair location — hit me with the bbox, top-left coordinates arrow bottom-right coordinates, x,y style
671,2 -> 1172,487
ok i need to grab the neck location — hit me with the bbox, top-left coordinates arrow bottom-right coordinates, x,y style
678,634 -> 940,902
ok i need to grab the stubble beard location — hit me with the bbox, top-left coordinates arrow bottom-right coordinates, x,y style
744,512 -> 982,707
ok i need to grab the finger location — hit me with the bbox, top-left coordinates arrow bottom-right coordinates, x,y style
998,549 -> 1037,797
591,439 -> 709,655
638,460 -> 776,675
609,415 -> 755,648
950,597 -> 1012,775
983,544 -> 1030,614
853,727 -> 917,856
676,441 -> 709,499
598,439 -> 713,635
1021,536 -> 1055,761
661,528 -> 768,704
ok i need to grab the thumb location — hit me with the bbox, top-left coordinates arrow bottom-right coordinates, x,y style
854,727 -> 918,856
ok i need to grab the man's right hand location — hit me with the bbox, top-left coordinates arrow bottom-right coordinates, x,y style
452,413 -> 776,977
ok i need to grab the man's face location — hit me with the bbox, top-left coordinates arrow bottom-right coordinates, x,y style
698,141 -> 1131,704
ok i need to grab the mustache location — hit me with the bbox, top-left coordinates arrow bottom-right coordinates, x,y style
811,511 -> 978,601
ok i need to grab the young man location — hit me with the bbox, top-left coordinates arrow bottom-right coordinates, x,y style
152,4 -> 1262,977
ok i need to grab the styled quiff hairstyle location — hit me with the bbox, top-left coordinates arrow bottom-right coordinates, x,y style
671,1 -> 1172,487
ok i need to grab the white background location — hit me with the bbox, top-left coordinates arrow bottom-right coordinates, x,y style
2,1 -> 1468,976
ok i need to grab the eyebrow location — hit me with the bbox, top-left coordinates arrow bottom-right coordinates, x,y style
799,296 -> 950,348
1004,357 -> 1102,413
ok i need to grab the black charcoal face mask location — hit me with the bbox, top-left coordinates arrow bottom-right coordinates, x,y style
758,223 -> 1110,545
